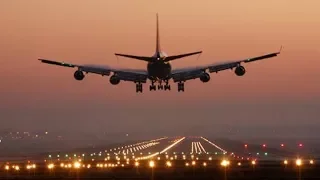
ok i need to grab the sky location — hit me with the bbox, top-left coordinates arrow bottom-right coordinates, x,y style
0,0 -> 320,138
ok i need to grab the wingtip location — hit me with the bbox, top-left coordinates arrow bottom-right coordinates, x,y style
278,45 -> 283,54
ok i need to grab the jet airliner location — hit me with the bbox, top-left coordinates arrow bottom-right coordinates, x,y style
39,14 -> 282,93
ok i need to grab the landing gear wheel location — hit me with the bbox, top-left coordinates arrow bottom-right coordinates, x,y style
164,84 -> 171,91
177,82 -> 185,92
157,85 -> 164,90
149,80 -> 157,91
163,80 -> 170,91
149,85 -> 156,91
136,83 -> 143,93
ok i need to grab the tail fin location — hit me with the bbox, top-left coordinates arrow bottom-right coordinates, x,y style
156,13 -> 161,53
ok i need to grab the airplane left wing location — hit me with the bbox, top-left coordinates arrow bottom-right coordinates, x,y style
171,47 -> 282,82
38,59 -> 148,83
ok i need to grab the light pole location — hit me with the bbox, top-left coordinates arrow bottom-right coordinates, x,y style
296,158 -> 302,180
221,160 -> 230,180
149,160 -> 155,180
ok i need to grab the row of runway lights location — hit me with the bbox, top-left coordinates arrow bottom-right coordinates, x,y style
46,153 -> 257,164
3,158 -> 315,172
90,137 -> 168,157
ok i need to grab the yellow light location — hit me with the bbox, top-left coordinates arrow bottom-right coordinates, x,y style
185,162 -> 189,167
296,159 -> 302,166
203,162 -> 207,167
149,161 -> 155,168
135,162 -> 139,167
237,162 -> 241,166
191,161 -> 196,166
32,164 -> 36,169
284,160 -> 288,165
251,160 -> 256,165
166,161 -> 172,167
5,165 -> 9,170
26,165 -> 31,170
60,163 -> 65,167
310,160 -> 314,164
15,166 -> 20,171
221,160 -> 230,167
87,164 -> 91,169
209,157 -> 212,161
74,162 -> 81,169
47,163 -> 54,169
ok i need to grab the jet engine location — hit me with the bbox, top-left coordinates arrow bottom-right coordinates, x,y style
109,75 -> 120,85
235,66 -> 246,76
74,70 -> 85,80
200,72 -> 210,83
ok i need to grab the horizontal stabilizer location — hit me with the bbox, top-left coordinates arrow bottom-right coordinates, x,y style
115,53 -> 153,62
163,51 -> 202,62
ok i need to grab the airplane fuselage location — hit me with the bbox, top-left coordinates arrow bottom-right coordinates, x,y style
147,60 -> 171,80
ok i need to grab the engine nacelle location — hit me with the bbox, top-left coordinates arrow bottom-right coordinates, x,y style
200,72 -> 210,83
235,66 -> 246,76
74,70 -> 85,80
109,75 -> 120,85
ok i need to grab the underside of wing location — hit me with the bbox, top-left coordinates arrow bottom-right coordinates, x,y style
39,58 -> 148,83
171,47 -> 281,82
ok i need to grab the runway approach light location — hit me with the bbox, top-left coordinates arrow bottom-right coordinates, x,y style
47,163 -> 54,169
74,162 -> 81,169
296,159 -> 302,166
149,161 -> 155,168
166,161 -> 172,167
251,160 -> 256,165
4,165 -> 9,170
310,160 -> 314,164
203,162 -> 207,167
191,161 -> 196,166
284,160 -> 288,165
135,162 -> 139,167
221,160 -> 230,167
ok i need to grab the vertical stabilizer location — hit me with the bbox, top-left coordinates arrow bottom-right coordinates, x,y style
156,13 -> 161,54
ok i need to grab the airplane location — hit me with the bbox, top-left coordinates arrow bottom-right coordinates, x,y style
39,14 -> 282,93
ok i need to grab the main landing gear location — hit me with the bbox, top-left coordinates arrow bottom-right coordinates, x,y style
137,80 -> 185,93
177,82 -> 185,92
136,82 -> 143,93
149,80 -> 171,91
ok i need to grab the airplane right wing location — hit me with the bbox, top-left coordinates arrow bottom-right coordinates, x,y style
171,47 -> 282,82
38,59 -> 149,83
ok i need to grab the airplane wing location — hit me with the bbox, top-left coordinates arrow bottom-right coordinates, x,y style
163,51 -> 202,62
171,47 -> 282,82
38,59 -> 148,83
114,53 -> 153,62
